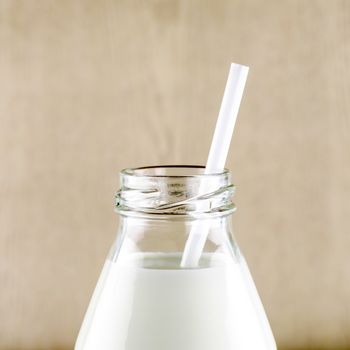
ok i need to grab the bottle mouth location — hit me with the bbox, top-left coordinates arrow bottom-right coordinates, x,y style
116,165 -> 236,219
121,165 -> 230,178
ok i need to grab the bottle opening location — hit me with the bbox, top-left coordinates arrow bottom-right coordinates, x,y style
116,165 -> 235,218
122,165 -> 229,178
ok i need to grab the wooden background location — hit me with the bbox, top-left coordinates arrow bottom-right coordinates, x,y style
0,0 -> 350,349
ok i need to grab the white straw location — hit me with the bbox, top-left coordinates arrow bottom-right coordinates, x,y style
181,63 -> 249,268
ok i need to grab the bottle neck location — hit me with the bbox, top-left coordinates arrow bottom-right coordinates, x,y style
111,166 -> 237,266
110,214 -> 235,264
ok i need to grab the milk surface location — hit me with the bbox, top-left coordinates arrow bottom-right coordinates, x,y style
75,253 -> 276,350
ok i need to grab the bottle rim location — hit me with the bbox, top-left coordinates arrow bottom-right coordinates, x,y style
121,165 -> 230,179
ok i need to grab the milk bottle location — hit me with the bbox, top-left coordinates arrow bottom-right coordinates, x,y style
75,166 -> 276,350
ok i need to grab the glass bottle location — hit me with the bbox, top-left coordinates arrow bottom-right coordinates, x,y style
75,165 -> 276,350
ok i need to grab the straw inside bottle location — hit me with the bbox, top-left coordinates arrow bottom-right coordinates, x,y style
181,63 -> 249,268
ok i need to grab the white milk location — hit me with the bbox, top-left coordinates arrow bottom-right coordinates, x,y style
75,253 -> 276,350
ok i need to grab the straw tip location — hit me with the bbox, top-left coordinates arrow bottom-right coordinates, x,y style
230,62 -> 250,72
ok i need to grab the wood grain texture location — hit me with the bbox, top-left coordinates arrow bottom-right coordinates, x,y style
0,0 -> 349,349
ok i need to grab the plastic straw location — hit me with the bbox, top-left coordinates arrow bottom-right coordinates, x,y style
181,63 -> 249,268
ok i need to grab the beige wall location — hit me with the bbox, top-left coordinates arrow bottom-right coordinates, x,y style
1,1 -> 350,349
